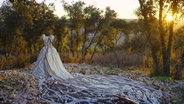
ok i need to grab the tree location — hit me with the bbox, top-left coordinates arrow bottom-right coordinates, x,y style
110,19 -> 128,41
0,4 -> 13,55
109,19 -> 129,67
0,0 -> 56,63
63,1 -> 108,62
81,5 -> 103,62
54,17 -> 69,53
158,0 -> 184,76
137,0 -> 184,76
0,1 -> 27,56
137,0 -> 161,75
63,1 -> 85,61
100,7 -> 117,53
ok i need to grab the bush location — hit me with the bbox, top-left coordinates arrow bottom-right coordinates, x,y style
14,53 -> 29,68
0,53 -> 30,70
6,55 -> 16,69
0,56 -> 7,70
91,51 -> 144,68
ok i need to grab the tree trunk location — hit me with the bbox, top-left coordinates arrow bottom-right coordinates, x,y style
151,47 -> 160,74
159,0 -> 176,76
56,37 -> 60,53
163,18 -> 174,76
90,44 -> 97,61
146,25 -> 160,74
159,0 -> 170,76
81,32 -> 87,63
90,35 -> 104,62
138,0 -> 160,74
2,35 -> 7,56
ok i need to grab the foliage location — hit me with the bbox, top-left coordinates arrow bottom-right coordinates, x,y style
54,17 -> 69,53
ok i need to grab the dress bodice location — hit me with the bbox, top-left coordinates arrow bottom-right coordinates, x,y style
42,34 -> 54,46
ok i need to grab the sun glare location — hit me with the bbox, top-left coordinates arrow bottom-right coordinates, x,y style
166,14 -> 173,21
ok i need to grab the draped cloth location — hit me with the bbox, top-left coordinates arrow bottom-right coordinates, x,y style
32,34 -> 73,80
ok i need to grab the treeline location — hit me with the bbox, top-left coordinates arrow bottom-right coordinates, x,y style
0,0 -> 183,79
0,0 -> 132,67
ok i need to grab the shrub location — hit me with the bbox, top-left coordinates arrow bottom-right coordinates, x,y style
91,51 -> 144,68
6,55 -> 16,69
14,53 -> 29,68
0,56 -> 7,70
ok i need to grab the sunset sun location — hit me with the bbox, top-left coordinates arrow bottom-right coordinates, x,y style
166,14 -> 173,21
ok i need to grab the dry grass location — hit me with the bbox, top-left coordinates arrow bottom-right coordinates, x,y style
91,51 -> 144,68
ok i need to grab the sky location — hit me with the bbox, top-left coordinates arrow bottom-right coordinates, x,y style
36,0 -> 140,19
0,0 -> 139,19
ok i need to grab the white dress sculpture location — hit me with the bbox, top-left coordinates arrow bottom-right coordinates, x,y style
32,34 -> 73,80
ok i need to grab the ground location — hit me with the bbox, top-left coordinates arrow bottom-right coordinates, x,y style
0,63 -> 184,104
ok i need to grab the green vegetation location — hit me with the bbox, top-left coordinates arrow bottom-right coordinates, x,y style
153,76 -> 173,81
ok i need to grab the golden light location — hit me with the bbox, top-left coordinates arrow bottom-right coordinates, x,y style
166,14 -> 173,21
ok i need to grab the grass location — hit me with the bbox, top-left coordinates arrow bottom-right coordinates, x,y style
123,66 -> 137,71
107,67 -> 119,70
153,76 -> 173,81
